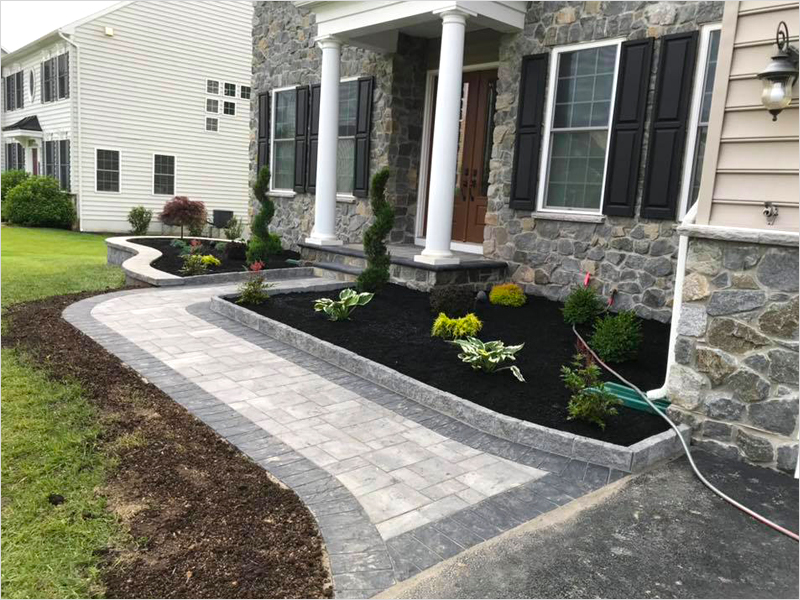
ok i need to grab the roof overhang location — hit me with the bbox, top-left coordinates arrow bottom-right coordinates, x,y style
294,1 -> 526,52
2,130 -> 43,143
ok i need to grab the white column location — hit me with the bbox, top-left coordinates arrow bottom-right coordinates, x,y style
415,9 -> 470,266
23,143 -> 35,175
306,36 -> 343,246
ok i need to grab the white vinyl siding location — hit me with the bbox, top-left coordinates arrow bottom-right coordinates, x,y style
538,39 -> 622,214
70,0 -> 252,231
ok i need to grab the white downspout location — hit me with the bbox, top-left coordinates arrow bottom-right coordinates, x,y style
646,202 -> 699,400
58,31 -> 82,231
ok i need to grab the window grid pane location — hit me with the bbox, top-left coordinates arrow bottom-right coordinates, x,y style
336,138 -> 355,194
224,83 -> 236,97
273,140 -> 295,190
207,80 -> 219,94
224,101 -> 236,116
97,150 -> 120,192
338,81 -> 358,137
240,86 -> 251,99
206,117 -> 218,132
274,91 -> 296,139
206,98 -> 218,113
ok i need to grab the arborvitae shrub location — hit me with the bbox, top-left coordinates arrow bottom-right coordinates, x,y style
562,286 -> 604,325
590,311 -> 643,363
356,168 -> 393,293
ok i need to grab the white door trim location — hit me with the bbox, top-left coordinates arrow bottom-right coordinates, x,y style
414,61 -> 500,242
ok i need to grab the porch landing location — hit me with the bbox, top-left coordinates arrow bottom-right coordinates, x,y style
299,242 -> 508,290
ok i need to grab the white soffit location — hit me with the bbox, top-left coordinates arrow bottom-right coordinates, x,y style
294,1 -> 526,52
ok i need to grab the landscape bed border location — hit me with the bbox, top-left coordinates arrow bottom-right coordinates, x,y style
210,294 -> 691,473
106,236 -> 312,287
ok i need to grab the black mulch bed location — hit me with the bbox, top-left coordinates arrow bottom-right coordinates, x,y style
235,284 -> 671,446
3,292 -> 332,599
130,237 -> 301,276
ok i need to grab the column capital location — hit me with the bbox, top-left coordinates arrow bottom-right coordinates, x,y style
432,5 -> 476,23
315,35 -> 343,50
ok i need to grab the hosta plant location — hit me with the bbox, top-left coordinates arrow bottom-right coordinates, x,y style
561,354 -> 622,430
314,288 -> 374,322
448,337 -> 525,382
236,275 -> 274,305
431,313 -> 483,340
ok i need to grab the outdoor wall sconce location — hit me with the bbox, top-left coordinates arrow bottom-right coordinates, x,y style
758,21 -> 799,121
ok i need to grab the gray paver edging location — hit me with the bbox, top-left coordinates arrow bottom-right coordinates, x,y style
61,286 -> 394,598
106,236 -> 314,287
210,295 -> 690,473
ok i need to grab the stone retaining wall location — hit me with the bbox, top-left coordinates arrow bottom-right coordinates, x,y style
666,236 -> 799,473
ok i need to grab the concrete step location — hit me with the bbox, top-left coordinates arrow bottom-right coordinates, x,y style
310,261 -> 364,277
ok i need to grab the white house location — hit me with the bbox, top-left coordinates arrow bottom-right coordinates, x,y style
1,0 -> 252,233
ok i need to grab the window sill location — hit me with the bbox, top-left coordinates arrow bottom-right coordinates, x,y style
530,211 -> 606,224
268,190 -> 296,198
336,194 -> 357,204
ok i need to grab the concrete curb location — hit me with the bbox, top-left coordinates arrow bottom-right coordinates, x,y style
106,236 -> 314,287
209,296 -> 690,472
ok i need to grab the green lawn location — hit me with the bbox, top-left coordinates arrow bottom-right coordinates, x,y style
1,226 -> 125,307
2,226 -> 126,598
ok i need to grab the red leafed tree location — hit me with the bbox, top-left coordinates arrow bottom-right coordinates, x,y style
159,196 -> 207,238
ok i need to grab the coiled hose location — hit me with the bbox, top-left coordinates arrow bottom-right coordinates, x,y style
573,326 -> 799,542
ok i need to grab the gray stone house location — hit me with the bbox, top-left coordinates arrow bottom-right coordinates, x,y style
250,1 -> 798,472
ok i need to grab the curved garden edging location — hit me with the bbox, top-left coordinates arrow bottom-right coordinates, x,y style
106,236 -> 314,287
209,295 -> 691,473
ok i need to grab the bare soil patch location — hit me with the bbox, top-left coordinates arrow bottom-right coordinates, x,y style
3,291 -> 332,599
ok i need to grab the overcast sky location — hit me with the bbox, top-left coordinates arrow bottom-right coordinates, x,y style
1,0 -> 118,52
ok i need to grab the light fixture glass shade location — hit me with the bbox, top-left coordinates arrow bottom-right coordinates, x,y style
761,77 -> 793,113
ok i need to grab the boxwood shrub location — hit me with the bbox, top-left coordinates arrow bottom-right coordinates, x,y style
4,175 -> 75,229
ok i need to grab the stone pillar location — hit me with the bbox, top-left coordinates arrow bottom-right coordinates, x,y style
306,36 -> 343,246
414,9 -> 471,266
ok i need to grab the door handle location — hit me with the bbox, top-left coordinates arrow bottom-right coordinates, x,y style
470,169 -> 478,200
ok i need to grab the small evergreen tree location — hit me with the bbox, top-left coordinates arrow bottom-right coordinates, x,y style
247,166 -> 281,263
356,168 -> 393,293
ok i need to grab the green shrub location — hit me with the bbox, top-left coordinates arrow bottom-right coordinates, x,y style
127,206 -> 153,235
431,313 -> 483,340
179,254 -> 207,276
561,354 -> 622,429
357,168 -> 393,293
314,288 -> 374,321
224,216 -> 244,241
590,311 -> 642,363
4,176 -> 75,229
248,166 -> 279,263
1,169 -> 29,219
563,286 -> 604,325
159,196 -> 207,238
200,254 -> 221,267
429,286 -> 474,318
449,337 -> 525,382
489,283 -> 527,307
214,241 -> 228,253
236,275 -> 274,305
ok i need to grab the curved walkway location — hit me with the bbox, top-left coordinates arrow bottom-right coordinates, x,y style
65,280 -> 619,598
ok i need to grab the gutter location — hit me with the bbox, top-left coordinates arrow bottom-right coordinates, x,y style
57,31 -> 82,231
646,202 -> 699,400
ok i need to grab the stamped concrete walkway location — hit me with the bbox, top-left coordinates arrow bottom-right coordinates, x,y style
65,279 -> 618,598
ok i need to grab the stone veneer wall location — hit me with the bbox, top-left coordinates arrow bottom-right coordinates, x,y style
250,2 -> 427,248
666,236 -> 798,473
484,1 -> 723,322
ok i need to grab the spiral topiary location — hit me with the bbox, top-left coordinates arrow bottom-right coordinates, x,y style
356,168 -> 393,293
247,166 -> 281,263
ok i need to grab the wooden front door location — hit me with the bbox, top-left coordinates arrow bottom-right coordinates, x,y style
424,69 -> 497,244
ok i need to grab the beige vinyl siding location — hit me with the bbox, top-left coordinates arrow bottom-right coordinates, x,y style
695,0 -> 799,231
72,0 -> 252,232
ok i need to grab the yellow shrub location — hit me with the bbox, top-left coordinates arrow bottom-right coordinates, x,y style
201,254 -> 221,267
431,312 -> 483,340
489,283 -> 526,307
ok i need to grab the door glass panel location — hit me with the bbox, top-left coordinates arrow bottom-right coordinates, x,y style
481,80 -> 496,196
454,81 -> 469,196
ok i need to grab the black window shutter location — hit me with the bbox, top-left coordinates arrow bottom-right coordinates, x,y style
60,140 -> 71,191
352,76 -> 374,198
256,92 -> 269,171
306,83 -> 321,192
603,38 -> 654,217
640,31 -> 699,220
16,72 -> 23,109
510,53 -> 548,211
293,85 -> 309,193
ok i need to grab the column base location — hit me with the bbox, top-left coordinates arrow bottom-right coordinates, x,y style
413,253 -> 460,266
305,235 -> 344,247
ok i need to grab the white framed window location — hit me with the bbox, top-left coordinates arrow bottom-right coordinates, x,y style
224,82 -> 236,97
270,87 -> 296,192
44,139 -> 71,191
678,24 -> 722,218
206,79 -> 219,94
223,100 -> 236,116
153,154 -> 176,195
537,39 -> 623,214
240,85 -> 251,99
206,98 -> 219,113
205,117 -> 219,132
336,79 -> 359,195
96,149 -> 120,193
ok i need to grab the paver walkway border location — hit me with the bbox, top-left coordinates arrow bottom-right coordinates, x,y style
210,294 -> 691,472
64,282 -> 635,597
